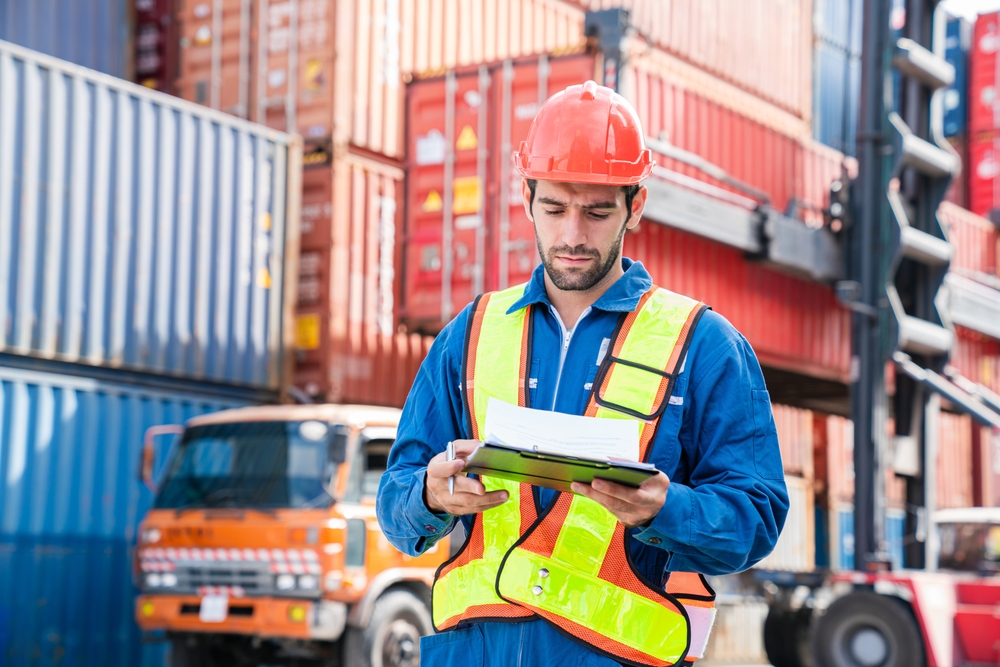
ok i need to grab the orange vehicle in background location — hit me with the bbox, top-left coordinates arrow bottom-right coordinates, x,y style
134,405 -> 449,667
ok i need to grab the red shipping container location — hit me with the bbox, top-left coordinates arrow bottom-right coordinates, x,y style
821,414 -> 907,509
135,0 -> 180,93
938,411 -> 975,509
951,326 -> 1000,394
969,12 -> 1000,134
569,0 -> 813,119
939,200 -> 998,277
944,137 -> 968,209
967,131 -> 1000,220
974,425 -> 1000,507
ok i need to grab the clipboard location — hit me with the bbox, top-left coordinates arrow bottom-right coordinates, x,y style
462,443 -> 658,494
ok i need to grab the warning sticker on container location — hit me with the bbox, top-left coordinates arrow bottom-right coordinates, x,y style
303,59 -> 325,92
296,314 -> 321,351
456,125 -> 478,150
422,190 -> 443,212
453,177 -> 482,215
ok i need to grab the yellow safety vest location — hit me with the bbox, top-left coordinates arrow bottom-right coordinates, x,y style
432,283 -> 717,666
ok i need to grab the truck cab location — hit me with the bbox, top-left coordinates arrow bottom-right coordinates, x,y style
134,404 -> 447,667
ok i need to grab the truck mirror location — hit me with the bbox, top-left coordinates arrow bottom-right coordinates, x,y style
140,425 -> 185,493
329,426 -> 349,464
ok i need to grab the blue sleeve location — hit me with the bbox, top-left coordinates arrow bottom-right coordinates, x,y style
375,306 -> 472,556
632,311 -> 789,574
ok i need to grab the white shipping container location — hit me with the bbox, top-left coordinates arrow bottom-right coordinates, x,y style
702,595 -> 770,665
755,474 -> 815,573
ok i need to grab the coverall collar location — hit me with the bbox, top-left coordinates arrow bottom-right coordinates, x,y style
507,257 -> 653,315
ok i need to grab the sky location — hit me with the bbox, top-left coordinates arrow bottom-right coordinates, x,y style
941,0 -> 1000,20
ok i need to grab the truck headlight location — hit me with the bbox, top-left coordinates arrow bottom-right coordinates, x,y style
298,575 -> 317,590
146,573 -> 162,588
161,573 -> 177,587
276,574 -> 295,590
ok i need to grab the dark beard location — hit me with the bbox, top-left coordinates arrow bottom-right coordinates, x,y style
536,224 -> 626,291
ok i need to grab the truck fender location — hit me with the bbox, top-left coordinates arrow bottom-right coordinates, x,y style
346,567 -> 436,629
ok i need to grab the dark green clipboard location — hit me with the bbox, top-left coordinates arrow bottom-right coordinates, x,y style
461,443 -> 658,494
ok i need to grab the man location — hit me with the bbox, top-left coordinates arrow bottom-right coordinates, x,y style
377,81 -> 788,667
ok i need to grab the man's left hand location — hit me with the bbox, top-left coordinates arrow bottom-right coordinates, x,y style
570,472 -> 670,529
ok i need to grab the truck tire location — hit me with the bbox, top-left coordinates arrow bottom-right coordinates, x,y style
810,590 -> 925,667
169,639 -> 207,667
764,605 -> 813,667
344,590 -> 433,667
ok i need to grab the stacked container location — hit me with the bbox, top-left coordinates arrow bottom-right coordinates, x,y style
944,16 -> 972,208
0,39 -> 301,666
968,11 -> 1000,219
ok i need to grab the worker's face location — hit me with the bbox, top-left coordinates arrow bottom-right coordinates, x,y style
523,179 -> 646,291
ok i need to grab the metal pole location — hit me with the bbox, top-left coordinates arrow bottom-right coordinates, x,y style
853,0 -> 892,569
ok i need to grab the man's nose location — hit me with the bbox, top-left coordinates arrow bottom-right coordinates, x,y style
561,208 -> 588,248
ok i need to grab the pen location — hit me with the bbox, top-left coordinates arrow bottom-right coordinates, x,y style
446,441 -> 456,495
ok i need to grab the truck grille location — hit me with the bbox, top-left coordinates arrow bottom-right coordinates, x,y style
178,564 -> 271,592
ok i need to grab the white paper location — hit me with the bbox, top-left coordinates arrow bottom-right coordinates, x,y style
199,595 -> 229,623
483,398 -> 640,462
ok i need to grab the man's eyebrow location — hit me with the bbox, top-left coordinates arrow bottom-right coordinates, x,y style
536,197 -> 618,210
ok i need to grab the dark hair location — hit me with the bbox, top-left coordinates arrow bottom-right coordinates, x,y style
525,179 -> 641,224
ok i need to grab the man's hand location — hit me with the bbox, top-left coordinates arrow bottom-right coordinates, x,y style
570,472 -> 670,528
424,440 -> 510,516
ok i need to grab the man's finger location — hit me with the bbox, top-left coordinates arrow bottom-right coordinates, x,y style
427,457 -> 467,479
571,482 -> 636,514
590,478 -> 647,503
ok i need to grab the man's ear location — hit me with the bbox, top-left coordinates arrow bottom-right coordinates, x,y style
521,179 -> 533,221
626,185 -> 648,230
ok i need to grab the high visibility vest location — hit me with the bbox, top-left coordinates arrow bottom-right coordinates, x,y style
432,284 -> 718,667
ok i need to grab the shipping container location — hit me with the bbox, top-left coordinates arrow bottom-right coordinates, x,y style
938,411 -> 975,509
756,475 -> 815,573
939,201 -> 998,278
827,505 -> 906,571
135,0 -> 179,93
291,154 -> 435,404
944,16 -> 971,137
969,11 -> 1000,134
702,595 -> 770,665
812,0 -> 862,156
172,0 -> 589,155
0,363 -> 248,667
626,223 -> 852,380
0,39 -> 302,391
569,0 -> 813,120
944,136 -> 968,208
967,130 -> 1000,219
951,326 -> 1000,393
0,0 -> 133,79
821,413 -> 906,508
974,424 -> 1000,507
773,404 -> 815,478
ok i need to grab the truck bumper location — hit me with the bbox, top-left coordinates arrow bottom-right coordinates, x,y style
136,595 -> 347,641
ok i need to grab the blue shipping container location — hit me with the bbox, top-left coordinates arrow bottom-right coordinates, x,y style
0,362 -> 248,667
0,0 -> 131,79
944,16 -> 971,137
831,505 -> 907,571
0,39 -> 302,391
812,0 -> 863,156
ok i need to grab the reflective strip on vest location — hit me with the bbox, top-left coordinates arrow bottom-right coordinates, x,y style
432,286 -> 529,628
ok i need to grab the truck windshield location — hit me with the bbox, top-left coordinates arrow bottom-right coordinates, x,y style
938,522 -> 1000,573
154,421 -> 336,510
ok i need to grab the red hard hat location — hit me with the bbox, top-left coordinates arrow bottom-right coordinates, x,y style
513,80 -> 653,185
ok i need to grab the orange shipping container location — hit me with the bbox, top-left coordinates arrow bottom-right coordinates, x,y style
570,0 -> 813,119
975,425 -> 1000,507
822,414 -> 906,509
939,200 -> 998,278
950,327 -> 1000,394
938,411 -> 975,509
293,154 -> 433,405
772,404 -> 815,478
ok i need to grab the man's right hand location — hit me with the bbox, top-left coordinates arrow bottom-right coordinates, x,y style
424,439 -> 510,515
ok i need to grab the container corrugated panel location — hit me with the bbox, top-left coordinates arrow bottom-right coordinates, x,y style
977,425 -> 1000,507
944,136 -> 967,208
0,0 -> 132,79
944,17 -> 971,137
0,39 -> 302,390
886,508 -> 906,570
967,131 -> 1000,219
951,326 -> 1000,393
570,0 -> 812,119
969,12 -> 1000,134
702,595 -> 770,664
0,364 -> 246,667
828,505 -> 905,571
756,475 -> 815,573
938,411 -> 974,510
173,0 -> 587,158
626,223 -> 852,379
821,413 -> 907,508
292,154 -> 435,405
626,60 -> 852,227
773,404 -> 814,478
939,201 -> 998,277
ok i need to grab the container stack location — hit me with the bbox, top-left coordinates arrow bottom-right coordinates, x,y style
0,37 -> 301,665
944,15 -> 971,208
968,11 -> 1000,220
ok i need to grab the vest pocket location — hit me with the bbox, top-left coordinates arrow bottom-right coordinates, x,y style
419,624 -> 485,666
752,389 -> 784,480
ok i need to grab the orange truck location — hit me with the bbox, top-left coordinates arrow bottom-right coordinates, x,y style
134,404 -> 450,667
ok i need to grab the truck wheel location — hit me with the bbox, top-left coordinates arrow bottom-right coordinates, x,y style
344,590 -> 433,667
764,605 -> 813,667
810,591 -> 925,667
169,639 -> 206,667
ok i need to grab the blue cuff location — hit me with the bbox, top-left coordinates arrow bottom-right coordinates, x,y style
406,469 -> 453,551
632,481 -> 693,551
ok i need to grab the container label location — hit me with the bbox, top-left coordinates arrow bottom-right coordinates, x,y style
453,177 -> 482,215
296,314 -> 321,351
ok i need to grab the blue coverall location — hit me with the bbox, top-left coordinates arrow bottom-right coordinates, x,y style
376,258 -> 789,666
